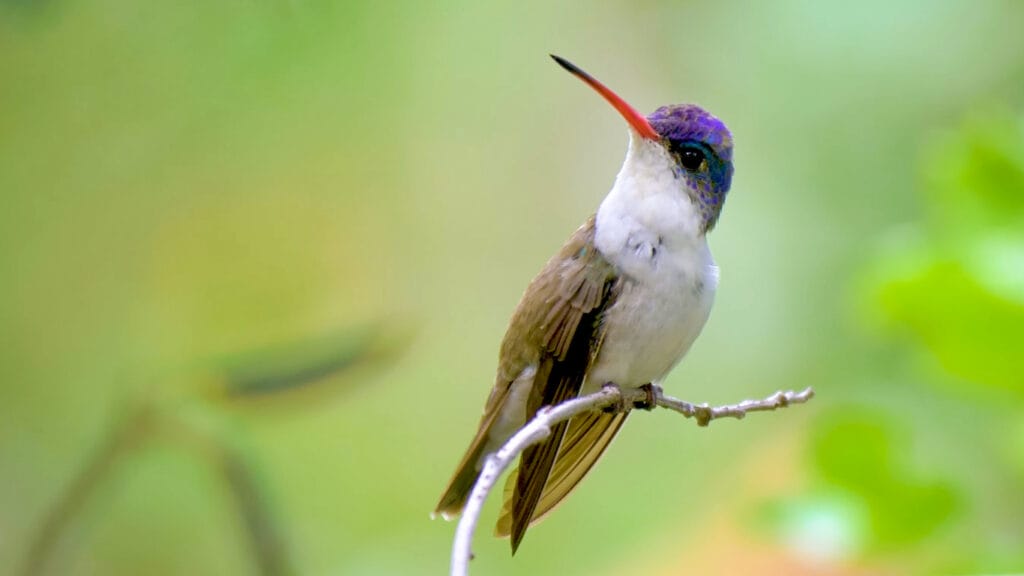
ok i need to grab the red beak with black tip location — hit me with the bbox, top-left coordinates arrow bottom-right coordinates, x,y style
550,54 -> 659,141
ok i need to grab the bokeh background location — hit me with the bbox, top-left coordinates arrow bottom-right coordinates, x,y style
2,1 -> 1023,574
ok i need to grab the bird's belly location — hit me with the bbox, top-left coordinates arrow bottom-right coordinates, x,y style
585,268 -> 714,392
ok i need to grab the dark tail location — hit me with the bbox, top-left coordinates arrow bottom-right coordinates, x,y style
434,439 -> 487,519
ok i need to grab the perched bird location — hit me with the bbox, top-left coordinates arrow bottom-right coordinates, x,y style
435,55 -> 734,553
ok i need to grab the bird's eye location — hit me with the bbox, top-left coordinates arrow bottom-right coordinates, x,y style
678,147 -> 705,171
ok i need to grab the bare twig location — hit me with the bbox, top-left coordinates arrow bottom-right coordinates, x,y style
449,385 -> 814,576
21,407 -> 151,576
219,446 -> 293,576
22,403 -> 296,576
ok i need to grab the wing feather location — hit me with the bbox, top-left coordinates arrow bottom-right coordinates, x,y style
494,216 -> 621,553
434,216 -> 622,550
495,411 -> 626,538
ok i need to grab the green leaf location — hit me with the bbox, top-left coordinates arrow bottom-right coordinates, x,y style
922,110 -> 1024,241
813,410 -> 895,492
809,410 -> 961,550
872,479 -> 959,549
876,259 -> 1024,392
210,322 -> 411,402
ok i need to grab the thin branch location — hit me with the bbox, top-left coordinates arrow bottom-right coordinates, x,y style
219,445 -> 294,576
21,408 -> 151,576
22,403 -> 296,576
450,385 -> 815,576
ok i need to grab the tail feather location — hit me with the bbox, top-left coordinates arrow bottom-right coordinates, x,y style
508,416 -> 572,553
433,387 -> 513,519
434,442 -> 486,519
495,411 -> 627,544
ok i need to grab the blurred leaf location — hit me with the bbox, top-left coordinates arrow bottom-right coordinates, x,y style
212,323 -> 410,401
867,110 -> 1024,393
876,259 -> 1024,392
848,109 -> 1024,571
923,109 -> 1024,240
809,410 -> 960,550
814,412 -> 893,493
964,233 -> 1024,305
1011,416 -> 1024,479
872,480 -> 958,550
757,491 -> 869,563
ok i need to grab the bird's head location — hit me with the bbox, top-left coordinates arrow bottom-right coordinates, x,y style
551,55 -> 734,233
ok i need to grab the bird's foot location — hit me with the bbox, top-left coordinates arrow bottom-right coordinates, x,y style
600,383 -> 661,413
632,383 -> 661,411
600,382 -> 629,414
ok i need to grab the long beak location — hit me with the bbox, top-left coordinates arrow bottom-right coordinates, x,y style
550,55 -> 659,141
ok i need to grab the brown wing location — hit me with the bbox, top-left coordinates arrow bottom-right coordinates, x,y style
433,384 -> 514,519
495,410 -> 627,539
433,216 -> 619,536
494,216 -> 621,553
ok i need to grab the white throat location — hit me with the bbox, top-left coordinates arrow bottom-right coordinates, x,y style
594,133 -> 708,280
585,132 -> 719,391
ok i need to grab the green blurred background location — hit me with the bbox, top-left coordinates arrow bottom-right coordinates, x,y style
2,1 -> 1023,574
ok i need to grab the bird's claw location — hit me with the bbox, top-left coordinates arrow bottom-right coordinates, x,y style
633,383 -> 661,411
601,382 -> 660,413
600,382 -> 629,414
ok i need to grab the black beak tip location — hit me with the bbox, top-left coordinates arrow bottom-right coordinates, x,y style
549,54 -> 579,75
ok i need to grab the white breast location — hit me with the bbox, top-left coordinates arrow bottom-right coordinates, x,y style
584,133 -> 718,392
585,244 -> 716,391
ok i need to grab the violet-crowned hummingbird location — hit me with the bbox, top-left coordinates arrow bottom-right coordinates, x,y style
435,55 -> 734,553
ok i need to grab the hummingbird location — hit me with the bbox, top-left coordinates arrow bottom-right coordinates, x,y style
434,55 -> 734,553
